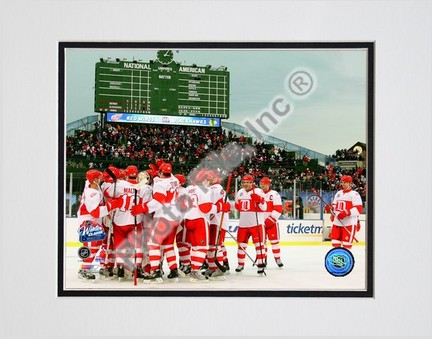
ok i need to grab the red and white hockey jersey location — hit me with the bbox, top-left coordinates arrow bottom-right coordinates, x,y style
331,188 -> 363,226
183,184 -> 213,222
77,180 -> 109,224
108,179 -> 153,226
262,189 -> 283,221
234,187 -> 267,227
147,174 -> 181,221
208,183 -> 230,230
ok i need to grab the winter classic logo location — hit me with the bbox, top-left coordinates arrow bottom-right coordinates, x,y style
78,220 -> 107,242
324,247 -> 355,277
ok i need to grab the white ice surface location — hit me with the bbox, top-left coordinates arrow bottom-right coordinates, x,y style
63,244 -> 366,292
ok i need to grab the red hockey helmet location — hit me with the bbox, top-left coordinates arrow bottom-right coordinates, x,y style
175,174 -> 186,185
241,174 -> 254,182
156,158 -> 165,168
126,165 -> 138,178
159,162 -> 172,174
86,169 -> 103,182
119,169 -> 127,180
260,177 -> 272,185
106,166 -> 120,180
102,170 -> 113,183
341,175 -> 353,183
149,163 -> 158,172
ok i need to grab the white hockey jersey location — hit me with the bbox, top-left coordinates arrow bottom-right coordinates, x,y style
208,183 -> 230,230
331,188 -> 363,226
262,189 -> 283,221
109,179 -> 152,226
234,187 -> 267,227
183,184 -> 213,222
77,180 -> 107,224
147,174 -> 181,221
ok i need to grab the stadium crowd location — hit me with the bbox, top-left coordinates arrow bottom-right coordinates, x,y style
66,123 -> 367,201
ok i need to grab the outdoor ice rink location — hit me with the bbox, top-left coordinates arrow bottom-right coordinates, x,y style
63,243 -> 367,293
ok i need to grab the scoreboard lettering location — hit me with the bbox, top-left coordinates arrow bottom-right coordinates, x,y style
94,51 -> 230,119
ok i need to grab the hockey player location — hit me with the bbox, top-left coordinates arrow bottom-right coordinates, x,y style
136,170 -> 154,279
131,162 -> 181,283
174,173 -> 192,277
106,165 -> 152,280
182,169 -> 229,282
77,169 -> 123,280
259,176 -> 284,268
234,174 -> 267,275
327,175 -> 363,249
98,166 -> 121,278
205,170 -> 231,280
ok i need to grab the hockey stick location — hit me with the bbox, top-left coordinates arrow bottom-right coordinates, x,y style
311,188 -> 358,243
253,189 -> 267,276
133,188 -> 138,286
213,174 -> 232,273
224,229 -> 256,265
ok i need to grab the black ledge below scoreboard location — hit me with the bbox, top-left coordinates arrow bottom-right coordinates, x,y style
94,50 -> 230,119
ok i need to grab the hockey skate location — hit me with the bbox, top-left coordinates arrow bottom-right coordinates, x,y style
275,259 -> 284,268
159,262 -> 164,277
223,261 -> 230,275
178,264 -> 191,277
117,265 -> 132,281
257,264 -> 266,276
208,268 -> 226,281
78,269 -> 96,280
136,266 -> 145,279
200,261 -> 209,270
203,268 -> 213,278
189,270 -> 209,283
143,269 -> 163,284
99,267 -> 114,278
235,265 -> 244,273
167,269 -> 179,283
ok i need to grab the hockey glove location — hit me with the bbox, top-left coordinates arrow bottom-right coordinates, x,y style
250,193 -> 264,204
131,203 -> 149,216
105,197 -> 124,211
330,214 -> 335,222
337,210 -> 350,220
216,201 -> 231,213
264,216 -> 277,227
356,221 -> 361,232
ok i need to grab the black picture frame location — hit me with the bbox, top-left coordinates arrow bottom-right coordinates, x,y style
58,41 -> 374,297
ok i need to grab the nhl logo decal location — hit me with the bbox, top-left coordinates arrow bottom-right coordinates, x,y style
77,246 -> 91,259
324,247 -> 355,277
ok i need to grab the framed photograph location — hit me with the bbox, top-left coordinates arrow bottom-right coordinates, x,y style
58,41 -> 374,297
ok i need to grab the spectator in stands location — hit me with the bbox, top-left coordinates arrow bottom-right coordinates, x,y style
71,195 -> 81,217
295,196 -> 304,219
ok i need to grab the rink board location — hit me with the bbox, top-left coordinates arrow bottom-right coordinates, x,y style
65,215 -> 366,247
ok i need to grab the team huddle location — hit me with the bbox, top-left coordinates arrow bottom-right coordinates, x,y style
76,159 -> 362,285
76,160 -> 284,284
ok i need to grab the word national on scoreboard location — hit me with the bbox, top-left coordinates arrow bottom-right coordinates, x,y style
94,50 -> 230,119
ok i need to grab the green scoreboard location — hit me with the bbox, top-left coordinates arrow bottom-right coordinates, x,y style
94,50 -> 230,119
